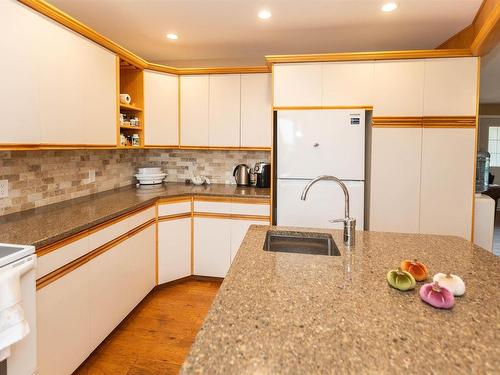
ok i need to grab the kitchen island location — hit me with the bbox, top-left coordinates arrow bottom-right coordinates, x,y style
181,226 -> 499,374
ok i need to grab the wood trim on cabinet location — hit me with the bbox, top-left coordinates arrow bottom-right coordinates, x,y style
155,203 -> 159,285
178,145 -> 272,151
190,196 -> 195,274
422,116 -> 477,128
36,219 -> 156,290
36,204 -> 155,257
273,106 -> 373,111
0,144 -> 117,150
193,212 -> 270,221
157,196 -> 192,204
193,196 -> 270,205
158,212 -> 192,222
265,49 -> 473,65
372,117 -> 423,128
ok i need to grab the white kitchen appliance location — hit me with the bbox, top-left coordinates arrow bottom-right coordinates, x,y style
0,244 -> 37,375
276,109 -> 365,229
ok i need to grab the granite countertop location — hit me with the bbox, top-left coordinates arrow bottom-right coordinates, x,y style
0,183 -> 270,249
181,225 -> 500,374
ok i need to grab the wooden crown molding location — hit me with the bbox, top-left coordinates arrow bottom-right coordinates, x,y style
19,0 -> 478,76
437,0 -> 500,56
264,49 -> 473,65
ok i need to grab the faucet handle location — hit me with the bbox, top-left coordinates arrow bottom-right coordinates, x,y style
329,217 -> 356,224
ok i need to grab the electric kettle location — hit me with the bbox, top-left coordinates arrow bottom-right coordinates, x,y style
233,164 -> 250,186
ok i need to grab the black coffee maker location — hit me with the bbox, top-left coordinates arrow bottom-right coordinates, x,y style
254,162 -> 271,188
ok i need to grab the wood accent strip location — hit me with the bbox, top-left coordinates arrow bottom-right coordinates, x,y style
274,106 -> 373,110
157,196 -> 192,204
422,116 -> 477,128
0,144 -> 117,150
148,64 -> 270,75
372,117 -> 423,128
193,212 -> 270,221
158,212 -> 192,222
193,196 -> 270,204
36,219 -> 155,290
179,146 -> 271,151
265,49 -> 473,65
190,197 -> 194,275
36,204 -> 155,256
155,203 -> 159,285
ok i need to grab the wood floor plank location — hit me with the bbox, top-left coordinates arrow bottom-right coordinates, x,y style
73,279 -> 221,375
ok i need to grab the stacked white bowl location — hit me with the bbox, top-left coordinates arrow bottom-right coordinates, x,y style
134,167 -> 167,185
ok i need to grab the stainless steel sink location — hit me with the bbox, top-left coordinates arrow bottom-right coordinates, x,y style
263,230 -> 340,256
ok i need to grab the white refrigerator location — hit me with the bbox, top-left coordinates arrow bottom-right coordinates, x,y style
276,109 -> 365,229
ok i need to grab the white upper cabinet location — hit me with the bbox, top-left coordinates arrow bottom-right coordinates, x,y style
241,73 -> 272,147
180,75 -> 209,146
144,70 -> 179,146
209,74 -> 241,147
1,1 -> 40,144
37,16 -> 116,145
322,62 -> 374,106
273,63 -> 322,107
419,128 -> 475,240
423,57 -> 478,116
373,60 -> 425,117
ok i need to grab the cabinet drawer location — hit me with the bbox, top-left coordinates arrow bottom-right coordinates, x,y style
232,202 -> 270,216
194,200 -> 232,214
37,236 -> 89,280
126,207 -> 155,229
158,201 -> 191,216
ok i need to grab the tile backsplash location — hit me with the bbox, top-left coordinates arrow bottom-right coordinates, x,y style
0,149 -> 270,216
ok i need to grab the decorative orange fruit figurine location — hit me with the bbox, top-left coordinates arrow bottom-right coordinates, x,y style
400,259 -> 428,281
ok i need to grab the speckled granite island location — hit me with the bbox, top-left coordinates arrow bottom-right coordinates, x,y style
181,226 -> 499,374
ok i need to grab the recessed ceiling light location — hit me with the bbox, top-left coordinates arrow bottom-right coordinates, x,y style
166,33 -> 178,40
381,2 -> 398,12
258,9 -> 272,20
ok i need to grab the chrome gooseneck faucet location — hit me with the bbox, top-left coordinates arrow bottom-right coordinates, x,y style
300,175 -> 356,246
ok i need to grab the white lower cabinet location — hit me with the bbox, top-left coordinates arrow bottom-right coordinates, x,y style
158,218 -> 191,284
37,224 -> 155,374
37,264 -> 92,375
230,219 -> 267,262
194,217 -> 231,277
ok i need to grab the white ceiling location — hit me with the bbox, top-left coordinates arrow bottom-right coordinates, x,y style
481,42 -> 500,104
48,0 -> 482,67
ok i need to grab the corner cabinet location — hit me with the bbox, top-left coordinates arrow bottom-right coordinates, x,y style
144,70 -> 179,147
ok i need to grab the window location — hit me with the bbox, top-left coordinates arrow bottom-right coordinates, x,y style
488,126 -> 500,166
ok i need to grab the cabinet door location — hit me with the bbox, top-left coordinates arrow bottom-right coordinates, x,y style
230,219 -> 268,263
37,16 -> 116,145
373,60 -> 424,116
322,62 -> 374,106
241,73 -> 272,147
419,128 -> 475,240
158,218 -> 191,284
37,264 -> 91,375
194,217 -> 231,277
209,74 -> 241,147
273,63 -> 322,107
369,128 -> 422,233
88,225 -> 155,349
1,1 -> 40,144
180,75 -> 209,146
144,70 -> 179,146
423,57 -> 478,116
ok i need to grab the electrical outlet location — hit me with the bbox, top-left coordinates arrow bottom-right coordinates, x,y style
88,170 -> 96,183
0,180 -> 8,198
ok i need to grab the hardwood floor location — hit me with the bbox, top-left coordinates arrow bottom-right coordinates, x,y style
74,279 -> 222,375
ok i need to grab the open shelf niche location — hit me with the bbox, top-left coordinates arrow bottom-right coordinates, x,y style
117,58 -> 144,148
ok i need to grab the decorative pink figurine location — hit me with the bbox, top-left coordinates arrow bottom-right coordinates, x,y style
419,281 -> 455,309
